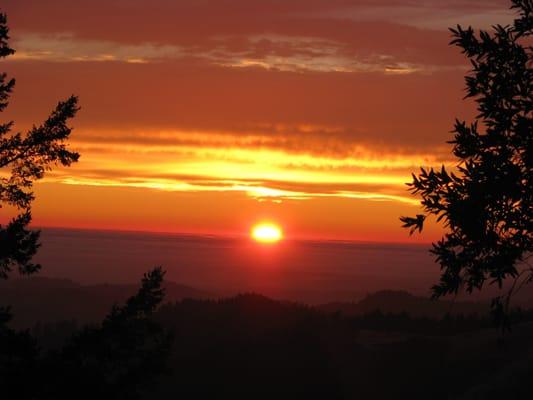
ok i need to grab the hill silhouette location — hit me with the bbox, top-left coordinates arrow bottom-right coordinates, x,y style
1,277 -> 214,328
1,278 -> 492,329
319,290 -> 488,318
5,281 -> 533,399
148,294 -> 533,399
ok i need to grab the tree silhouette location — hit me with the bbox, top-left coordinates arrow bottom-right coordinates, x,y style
401,0 -> 532,322
0,8 -> 80,353
40,268 -> 172,400
0,12 -> 79,280
1,268 -> 171,399
0,12 -> 172,397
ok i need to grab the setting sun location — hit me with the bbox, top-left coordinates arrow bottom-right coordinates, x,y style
251,223 -> 283,243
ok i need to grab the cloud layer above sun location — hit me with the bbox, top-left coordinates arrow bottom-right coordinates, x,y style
0,0 -> 513,237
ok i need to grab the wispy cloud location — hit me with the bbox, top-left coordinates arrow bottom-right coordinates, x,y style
0,0 -> 510,238
206,34 -> 408,73
11,33 -> 185,63
11,32 -> 463,74
52,174 -> 420,205
306,1 -> 514,31
36,127 -> 455,205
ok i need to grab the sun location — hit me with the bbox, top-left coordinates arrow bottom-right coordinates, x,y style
251,222 -> 283,243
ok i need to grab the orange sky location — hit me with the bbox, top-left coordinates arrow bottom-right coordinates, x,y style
0,0 -> 514,242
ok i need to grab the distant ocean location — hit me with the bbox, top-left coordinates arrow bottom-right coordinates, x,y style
32,228 -> 439,304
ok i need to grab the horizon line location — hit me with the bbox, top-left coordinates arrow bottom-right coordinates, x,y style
32,223 -> 434,246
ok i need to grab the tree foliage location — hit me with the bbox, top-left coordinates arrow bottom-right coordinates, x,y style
0,12 -> 79,280
1,268 -> 171,399
42,267 -> 172,400
401,0 -> 532,314
0,12 -> 171,398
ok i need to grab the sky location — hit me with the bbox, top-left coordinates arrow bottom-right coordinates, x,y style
0,0 -> 515,241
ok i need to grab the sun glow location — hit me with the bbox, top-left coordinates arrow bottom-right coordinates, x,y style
251,223 -> 283,243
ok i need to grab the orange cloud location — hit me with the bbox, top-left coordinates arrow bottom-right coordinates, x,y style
0,0 -> 505,239
26,127 -> 457,208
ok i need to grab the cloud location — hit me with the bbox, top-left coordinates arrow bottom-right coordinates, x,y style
30,126 -> 456,206
11,33 -> 185,63
307,1 -> 514,31
2,0 -> 503,211
6,0 -> 512,73
46,171 -> 420,205
4,58 -> 473,155
205,34 -> 456,74
10,32 -> 463,75
4,1 -> 510,53
69,123 -> 458,169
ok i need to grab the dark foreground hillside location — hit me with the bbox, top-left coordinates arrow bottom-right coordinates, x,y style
4,278 -> 533,399
146,295 -> 533,400
21,293 -> 533,400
